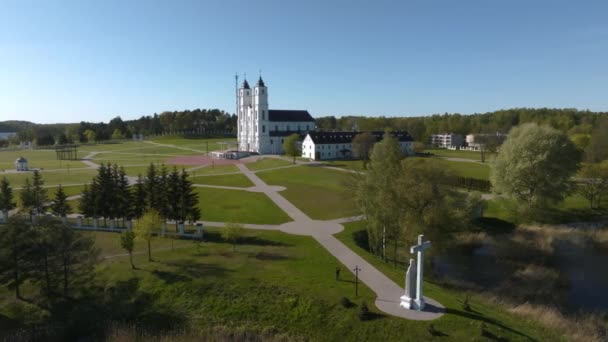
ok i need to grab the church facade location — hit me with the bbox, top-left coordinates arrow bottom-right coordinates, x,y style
237,77 -> 315,154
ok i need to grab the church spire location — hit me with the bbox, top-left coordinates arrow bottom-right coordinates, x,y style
242,78 -> 250,89
256,76 -> 265,87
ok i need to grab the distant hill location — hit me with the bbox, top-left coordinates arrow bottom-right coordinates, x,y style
0,120 -> 34,132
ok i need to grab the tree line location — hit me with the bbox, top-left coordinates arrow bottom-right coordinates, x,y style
316,108 -> 608,163
79,163 -> 201,229
1,108 -> 236,146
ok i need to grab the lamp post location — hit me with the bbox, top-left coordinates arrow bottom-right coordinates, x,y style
353,265 -> 361,296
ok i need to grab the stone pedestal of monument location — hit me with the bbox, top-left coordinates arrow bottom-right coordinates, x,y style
400,258 -> 417,309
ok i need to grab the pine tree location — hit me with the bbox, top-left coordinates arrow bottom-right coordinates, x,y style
0,176 -> 15,212
144,163 -> 158,210
79,183 -> 98,222
179,169 -> 201,223
166,167 -> 182,231
19,177 -> 36,215
0,215 -> 35,298
94,164 -> 113,226
31,170 -> 48,214
51,185 -> 72,217
116,166 -> 131,223
157,165 -> 170,220
131,175 -> 146,219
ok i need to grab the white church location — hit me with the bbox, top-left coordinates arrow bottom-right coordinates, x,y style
236,76 -> 414,160
237,76 -> 315,154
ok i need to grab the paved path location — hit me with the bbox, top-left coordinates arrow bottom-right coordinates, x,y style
235,163 -> 445,320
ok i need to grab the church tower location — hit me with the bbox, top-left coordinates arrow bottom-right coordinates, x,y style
238,78 -> 252,151
253,76 -> 269,153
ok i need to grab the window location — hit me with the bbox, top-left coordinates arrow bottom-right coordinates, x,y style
336,145 -> 338,149
306,125 -> 309,130
275,125 -> 278,131
246,91 -> 250,96
262,111 -> 265,120
262,125 -> 265,133
270,139 -> 273,144
281,139 -> 284,144
261,89 -> 265,95
287,125 -> 290,131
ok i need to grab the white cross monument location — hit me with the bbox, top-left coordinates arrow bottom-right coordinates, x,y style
400,234 -> 431,311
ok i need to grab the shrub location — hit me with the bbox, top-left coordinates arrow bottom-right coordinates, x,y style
340,297 -> 353,308
358,302 -> 370,321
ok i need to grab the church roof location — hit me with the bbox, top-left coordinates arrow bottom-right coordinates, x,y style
256,76 -> 265,87
268,110 -> 315,122
242,79 -> 250,89
307,131 -> 414,144
269,131 -> 308,138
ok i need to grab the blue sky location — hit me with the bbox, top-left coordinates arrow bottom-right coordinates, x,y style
1,0 -> 607,123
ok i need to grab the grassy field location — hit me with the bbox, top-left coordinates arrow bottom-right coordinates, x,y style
1,168 -> 98,188
191,173 -> 253,188
195,187 -> 291,224
190,164 -> 238,175
0,228 -> 562,341
150,136 -> 236,152
423,148 -> 493,161
322,160 -> 366,172
435,158 -> 491,180
257,165 -> 359,220
245,157 -> 293,171
0,149 -> 88,170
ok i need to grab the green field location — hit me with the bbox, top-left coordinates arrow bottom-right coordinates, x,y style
322,160 -> 366,172
150,136 -> 236,152
195,187 -> 291,224
1,168 -> 98,188
436,158 -> 491,180
1,227 -> 561,341
257,166 -> 359,220
191,173 -> 253,188
424,148 -> 493,161
0,149 -> 88,170
245,157 -> 293,171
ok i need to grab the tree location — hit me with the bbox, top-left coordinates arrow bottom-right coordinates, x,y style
31,170 -> 48,215
51,185 -> 72,217
32,216 -> 62,295
131,175 -> 146,219
0,215 -> 34,298
79,183 -> 97,221
120,230 -> 136,269
134,209 -> 162,262
166,167 -> 182,230
111,128 -> 124,140
83,129 -> 96,143
19,178 -> 35,216
179,169 -> 201,224
283,133 -> 301,164
144,163 -> 160,210
356,131 -> 402,261
579,162 -> 608,209
222,222 -> 244,252
0,176 -> 15,212
491,123 -> 581,208
585,120 -> 608,163
352,132 -> 376,168
477,135 -> 501,163
55,222 -> 98,296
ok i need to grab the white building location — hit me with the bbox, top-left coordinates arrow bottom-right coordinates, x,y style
430,133 -> 463,148
301,131 -> 414,160
464,133 -> 507,150
0,132 -> 16,140
15,157 -> 28,171
237,77 -> 315,154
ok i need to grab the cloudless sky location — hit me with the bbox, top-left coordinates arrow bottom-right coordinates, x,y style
1,0 -> 607,123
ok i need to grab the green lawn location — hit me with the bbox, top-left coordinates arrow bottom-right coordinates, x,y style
321,160 -> 366,172
149,136 -> 236,152
435,158 -> 491,180
257,166 -> 359,220
0,227 -> 562,340
195,187 -> 291,224
2,168 -> 98,188
190,164 -> 239,175
424,148 -> 493,161
191,173 -> 253,188
246,158 -> 293,171
0,149 -> 88,170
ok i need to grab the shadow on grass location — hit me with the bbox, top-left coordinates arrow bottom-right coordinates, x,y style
445,308 -> 537,341
203,231 -> 293,247
253,252 -> 291,261
160,259 -> 232,280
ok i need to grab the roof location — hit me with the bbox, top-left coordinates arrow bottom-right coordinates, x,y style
268,110 -> 315,122
241,79 -> 250,89
256,76 -> 265,87
15,157 -> 27,163
307,131 -> 414,145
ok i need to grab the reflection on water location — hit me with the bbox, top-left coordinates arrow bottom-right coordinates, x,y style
433,238 -> 608,312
